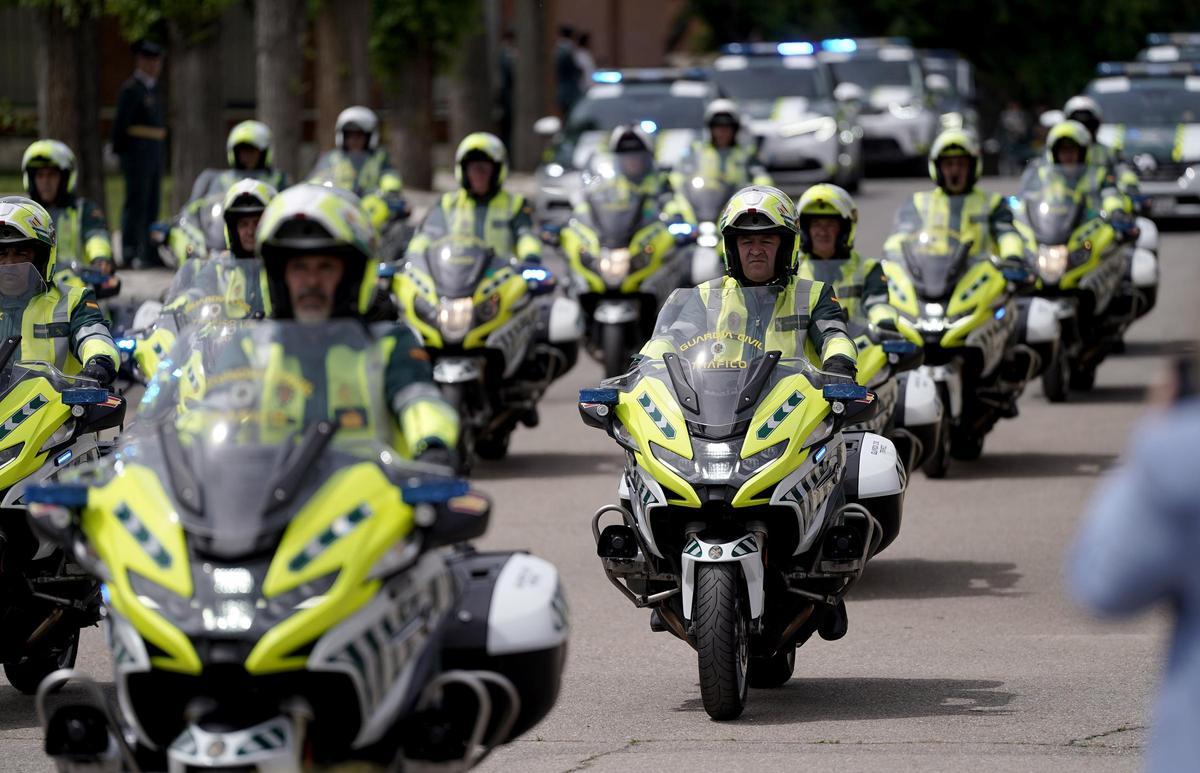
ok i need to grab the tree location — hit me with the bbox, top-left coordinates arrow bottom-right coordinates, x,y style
511,0 -> 545,172
256,0 -> 305,180
313,0 -> 373,153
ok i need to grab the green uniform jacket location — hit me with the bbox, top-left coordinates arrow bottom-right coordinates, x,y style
885,187 -> 1026,263
0,282 -> 117,374
307,149 -> 401,198
405,189 -> 541,262
797,250 -> 897,326
49,198 -> 113,268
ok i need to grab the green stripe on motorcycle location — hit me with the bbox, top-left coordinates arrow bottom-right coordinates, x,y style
0,394 -> 48,441
756,391 -> 804,440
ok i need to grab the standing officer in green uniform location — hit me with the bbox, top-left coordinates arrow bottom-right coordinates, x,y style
111,39 -> 166,269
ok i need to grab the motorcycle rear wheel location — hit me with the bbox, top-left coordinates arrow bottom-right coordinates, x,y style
1042,346 -> 1070,403
694,563 -> 749,720
922,385 -> 953,479
5,630 -> 78,696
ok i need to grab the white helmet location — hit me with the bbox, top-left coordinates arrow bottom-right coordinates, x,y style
1063,95 -> 1102,139
335,106 -> 380,150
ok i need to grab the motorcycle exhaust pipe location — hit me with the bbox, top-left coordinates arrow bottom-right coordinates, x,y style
778,605 -> 815,651
25,607 -> 65,650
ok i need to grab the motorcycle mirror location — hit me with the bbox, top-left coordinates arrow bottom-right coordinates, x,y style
425,489 -> 491,548
63,388 -> 110,405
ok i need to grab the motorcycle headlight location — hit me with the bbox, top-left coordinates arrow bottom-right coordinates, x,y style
653,443 -> 695,478
438,297 -> 475,344
599,248 -> 632,287
740,441 -> 787,474
779,116 -> 837,142
1037,244 -> 1069,284
697,222 -> 719,248
0,442 -> 24,469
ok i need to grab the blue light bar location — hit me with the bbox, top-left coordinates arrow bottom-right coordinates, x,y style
994,306 -> 1008,319
777,41 -> 815,56
814,445 -> 828,462
639,119 -> 658,134
822,38 -> 858,53
24,483 -> 89,508
1147,32 -> 1200,46
579,388 -> 620,406
668,222 -> 694,236
401,479 -> 471,505
56,450 -> 73,466
823,383 -> 869,401
882,340 -> 918,354
1096,60 -> 1200,76
593,70 -> 622,84
116,337 -> 137,352
522,267 -> 550,282
63,388 -> 110,405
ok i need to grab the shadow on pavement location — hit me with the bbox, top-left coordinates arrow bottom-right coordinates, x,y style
1068,384 -> 1146,404
849,558 -> 1022,600
1116,339 -> 1196,359
473,450 -> 624,480
676,677 -> 1014,721
945,451 -> 1116,480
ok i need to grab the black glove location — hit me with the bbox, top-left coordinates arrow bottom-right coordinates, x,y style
823,355 -> 858,384
874,318 -> 898,332
80,356 -> 116,387
415,443 -> 458,470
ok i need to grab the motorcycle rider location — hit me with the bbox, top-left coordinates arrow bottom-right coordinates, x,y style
255,184 -> 458,464
190,120 -> 290,201
21,140 -> 114,278
885,129 -> 1028,275
677,100 -> 773,189
1036,120 -> 1130,222
403,132 -> 541,264
0,197 -> 118,386
307,106 -> 403,198
1064,95 -> 1140,206
795,183 -> 898,329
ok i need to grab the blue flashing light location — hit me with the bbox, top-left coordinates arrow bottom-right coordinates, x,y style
668,222 -> 694,236
777,41 -> 814,56
579,387 -> 620,406
814,445 -> 828,463
522,267 -> 550,282
639,119 -> 658,134
377,262 -> 397,278
823,383 -> 869,401
116,337 -> 137,352
55,450 -> 73,466
723,43 -> 745,54
401,479 -> 471,505
63,388 -> 110,405
882,340 -> 918,354
994,307 -> 1007,320
24,483 -> 89,508
593,70 -> 622,84
822,38 -> 858,53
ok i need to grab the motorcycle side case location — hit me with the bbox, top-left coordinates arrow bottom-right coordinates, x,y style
1135,216 -> 1158,252
546,295 -> 585,344
1017,296 -> 1064,345
893,369 -> 942,428
1130,247 -> 1158,289
843,432 -> 906,554
440,550 -> 568,740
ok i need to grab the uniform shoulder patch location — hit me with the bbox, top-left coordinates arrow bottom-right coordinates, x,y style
409,347 -> 430,361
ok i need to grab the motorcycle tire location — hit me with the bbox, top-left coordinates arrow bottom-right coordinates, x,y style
1069,365 -> 1097,392
440,383 -> 474,474
1042,346 -> 1070,403
949,426 -> 985,462
922,385 -> 953,479
5,629 -> 78,696
748,648 -> 795,689
475,431 -> 511,461
601,323 -> 629,380
694,562 -> 749,721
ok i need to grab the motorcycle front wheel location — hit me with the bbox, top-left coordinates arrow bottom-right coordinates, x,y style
4,629 -> 78,696
601,323 -> 629,379
694,563 -> 749,720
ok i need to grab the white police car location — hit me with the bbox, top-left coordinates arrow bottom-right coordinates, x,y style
817,37 -> 939,167
708,41 -> 863,193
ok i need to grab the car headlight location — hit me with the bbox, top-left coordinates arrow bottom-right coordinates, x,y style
1037,244 -> 1069,284
889,103 -> 921,119
939,112 -> 964,129
438,297 -> 475,343
740,441 -> 786,474
545,163 -> 565,178
779,116 -> 837,142
599,248 -> 632,287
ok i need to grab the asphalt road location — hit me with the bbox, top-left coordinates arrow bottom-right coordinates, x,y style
2,177 -> 1195,772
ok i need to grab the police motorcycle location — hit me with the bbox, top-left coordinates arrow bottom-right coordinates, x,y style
152,193 -> 227,269
669,159 -> 737,286
557,154 -> 686,378
395,235 -> 568,467
1013,165 -> 1143,393
27,319 -> 567,771
884,228 -> 1045,474
0,266 -> 126,694
580,286 -> 903,720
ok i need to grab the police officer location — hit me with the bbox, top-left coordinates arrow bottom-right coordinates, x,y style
404,132 -> 540,263
190,120 -> 290,201
307,106 -> 402,198
21,140 -> 114,278
1064,95 -> 1140,205
795,183 -> 898,329
0,197 -> 118,385
1039,120 -> 1129,221
256,184 -> 459,464
111,39 -> 166,269
679,100 -> 772,188
885,129 -> 1027,273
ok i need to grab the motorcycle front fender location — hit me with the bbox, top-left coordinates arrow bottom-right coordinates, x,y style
681,533 -> 765,622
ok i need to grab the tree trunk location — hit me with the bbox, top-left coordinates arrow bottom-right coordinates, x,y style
75,18 -> 105,209
512,0 -> 546,172
168,20 -> 225,212
448,21 -> 494,143
385,45 -> 435,190
256,0 -> 305,180
314,0 -> 372,154
34,6 -> 78,149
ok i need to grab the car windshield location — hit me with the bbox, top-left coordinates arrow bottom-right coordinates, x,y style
568,84 -> 708,135
633,287 -> 824,434
711,61 -> 826,100
1018,164 -> 1095,244
829,58 -> 918,90
1088,80 -> 1200,125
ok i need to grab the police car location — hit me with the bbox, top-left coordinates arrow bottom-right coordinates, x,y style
1137,32 -> 1200,63
817,37 -> 939,166
1086,61 -> 1200,218
920,49 -> 980,134
708,41 -> 863,193
533,68 -> 716,224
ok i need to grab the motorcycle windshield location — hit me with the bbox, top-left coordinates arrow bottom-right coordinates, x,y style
160,256 -> 264,327
0,263 -> 48,343
420,236 -> 497,298
683,179 -> 734,224
638,287 -> 823,436
582,158 -> 651,249
894,231 -> 973,302
1018,164 -> 1088,245
116,319 -> 404,553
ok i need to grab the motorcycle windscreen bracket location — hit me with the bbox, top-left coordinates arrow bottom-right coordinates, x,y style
680,534 -> 766,621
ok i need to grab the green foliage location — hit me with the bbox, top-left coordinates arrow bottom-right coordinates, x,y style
370,0 -> 480,75
679,0 -> 1200,106
105,0 -> 233,40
